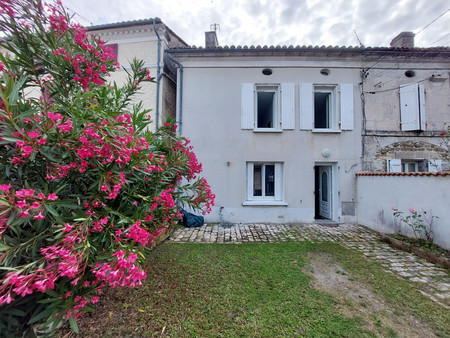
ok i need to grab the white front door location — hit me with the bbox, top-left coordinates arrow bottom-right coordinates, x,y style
319,166 -> 332,219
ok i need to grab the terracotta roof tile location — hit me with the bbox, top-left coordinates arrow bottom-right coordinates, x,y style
356,171 -> 450,177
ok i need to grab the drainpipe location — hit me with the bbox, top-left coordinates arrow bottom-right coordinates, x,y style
165,51 -> 183,136
153,20 -> 162,128
360,69 -> 369,170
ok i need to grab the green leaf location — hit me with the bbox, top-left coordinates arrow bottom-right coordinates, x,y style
44,204 -> 59,217
6,309 -> 27,317
28,308 -> 53,324
0,136 -> 20,143
0,242 -> 11,252
45,289 -> 59,298
69,315 -> 79,333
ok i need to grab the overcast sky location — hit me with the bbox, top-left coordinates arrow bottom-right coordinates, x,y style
61,0 -> 449,48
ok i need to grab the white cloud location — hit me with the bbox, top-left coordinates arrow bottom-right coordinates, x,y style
62,0 -> 450,47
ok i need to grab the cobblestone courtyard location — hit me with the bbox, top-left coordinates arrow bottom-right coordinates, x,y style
169,223 -> 450,308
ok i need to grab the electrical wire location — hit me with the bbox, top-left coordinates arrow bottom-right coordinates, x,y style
415,8 -> 450,36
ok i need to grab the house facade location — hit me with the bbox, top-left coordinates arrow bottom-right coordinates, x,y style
169,37 -> 365,224
88,18 -> 187,130
168,32 -> 450,225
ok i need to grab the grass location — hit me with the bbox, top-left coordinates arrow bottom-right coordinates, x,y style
71,242 -> 450,337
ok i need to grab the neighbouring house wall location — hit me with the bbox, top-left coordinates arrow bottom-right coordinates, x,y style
361,58 -> 450,171
89,22 -> 186,131
356,173 -> 450,250
177,59 -> 363,224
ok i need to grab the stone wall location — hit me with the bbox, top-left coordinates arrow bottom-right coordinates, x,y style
363,136 -> 449,171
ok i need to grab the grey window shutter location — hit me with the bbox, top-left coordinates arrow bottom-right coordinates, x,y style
427,159 -> 442,172
340,84 -> 354,130
299,83 -> 313,130
281,83 -> 295,129
400,83 -> 420,131
419,84 -> 426,131
241,83 -> 254,129
387,159 -> 401,172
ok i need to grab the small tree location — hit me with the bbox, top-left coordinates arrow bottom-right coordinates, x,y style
0,0 -> 214,335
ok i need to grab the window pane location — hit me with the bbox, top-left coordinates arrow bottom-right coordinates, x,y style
314,92 -> 330,128
253,165 -> 262,196
321,172 -> 328,201
257,91 -> 275,128
265,165 -> 275,197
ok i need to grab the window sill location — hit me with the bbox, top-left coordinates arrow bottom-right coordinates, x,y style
253,128 -> 282,133
243,201 -> 288,206
312,129 -> 342,133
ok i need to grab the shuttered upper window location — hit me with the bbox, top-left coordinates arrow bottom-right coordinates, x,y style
299,83 -> 354,131
241,83 -> 295,131
399,83 -> 425,131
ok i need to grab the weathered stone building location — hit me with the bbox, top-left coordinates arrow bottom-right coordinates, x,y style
361,32 -> 450,172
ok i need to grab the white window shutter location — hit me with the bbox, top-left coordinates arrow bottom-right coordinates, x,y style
340,84 -> 354,130
274,163 -> 283,200
281,83 -> 295,129
299,83 -> 313,130
419,84 -> 426,131
428,159 -> 442,172
247,163 -> 254,199
387,159 -> 401,173
241,83 -> 254,129
400,83 -> 420,131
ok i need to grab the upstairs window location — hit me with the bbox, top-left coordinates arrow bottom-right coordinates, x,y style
399,83 -> 425,131
256,86 -> 278,129
314,86 -> 337,129
241,83 -> 295,131
300,83 -> 354,131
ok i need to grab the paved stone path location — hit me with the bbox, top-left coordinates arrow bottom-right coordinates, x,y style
168,223 -> 450,308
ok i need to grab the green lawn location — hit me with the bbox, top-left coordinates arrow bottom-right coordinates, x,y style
72,242 -> 450,337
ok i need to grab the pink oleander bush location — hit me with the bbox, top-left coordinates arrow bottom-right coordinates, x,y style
0,0 -> 214,335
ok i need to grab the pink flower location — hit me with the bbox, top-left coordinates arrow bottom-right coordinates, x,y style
47,193 -> 58,200
62,223 -> 73,233
33,212 -> 45,220
0,184 -> 11,192
409,208 -> 416,213
15,189 -> 35,198
0,293 -> 14,305
15,200 -> 27,209
391,207 -> 396,210
57,119 -> 73,133
27,130 -> 41,138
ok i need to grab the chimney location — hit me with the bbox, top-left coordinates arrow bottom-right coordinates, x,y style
205,31 -> 219,48
390,32 -> 415,48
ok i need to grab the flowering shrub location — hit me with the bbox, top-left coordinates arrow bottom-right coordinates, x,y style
0,0 -> 214,335
392,207 -> 437,244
